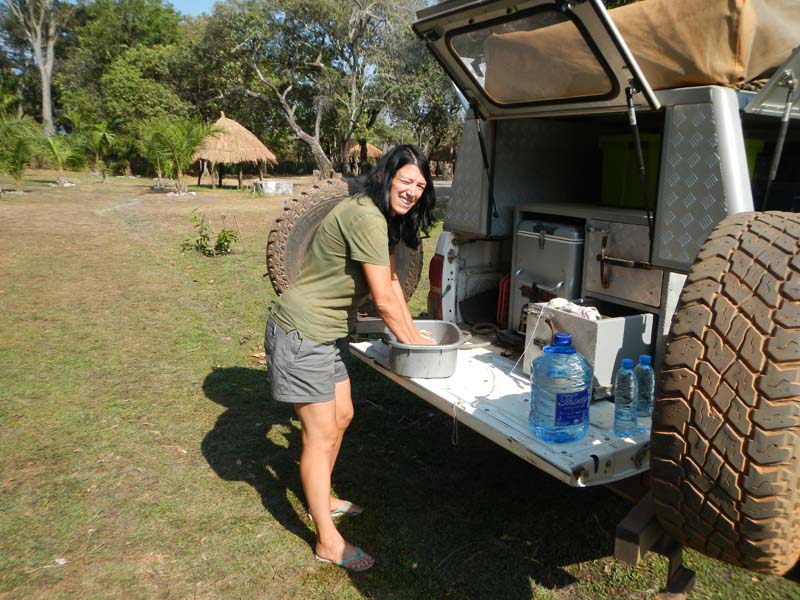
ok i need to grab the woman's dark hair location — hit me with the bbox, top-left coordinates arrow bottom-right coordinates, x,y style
362,144 -> 436,250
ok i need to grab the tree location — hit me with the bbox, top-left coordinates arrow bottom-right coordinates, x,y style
81,121 -> 116,181
2,0 -> 72,135
56,0 -> 181,130
205,0 -> 417,178
42,133 -> 84,184
150,118 -> 219,193
0,115 -> 41,189
375,7 -> 462,154
100,44 -> 191,128
134,117 -> 169,186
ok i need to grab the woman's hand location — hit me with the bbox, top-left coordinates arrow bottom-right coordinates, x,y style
412,328 -> 436,345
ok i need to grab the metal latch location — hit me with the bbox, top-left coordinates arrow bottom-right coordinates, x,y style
598,231 -> 652,289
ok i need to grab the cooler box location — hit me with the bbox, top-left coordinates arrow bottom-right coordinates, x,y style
509,220 -> 584,334
524,302 -> 655,399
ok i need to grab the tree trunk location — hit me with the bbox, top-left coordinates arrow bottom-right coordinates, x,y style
359,139 -> 369,175
309,143 -> 333,179
244,80 -> 333,179
40,68 -> 55,137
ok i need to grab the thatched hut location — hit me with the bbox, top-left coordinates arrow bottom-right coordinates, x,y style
193,112 -> 277,188
344,139 -> 382,175
428,145 -> 456,179
345,140 -> 382,160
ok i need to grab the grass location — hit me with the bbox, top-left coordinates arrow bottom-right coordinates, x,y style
0,169 -> 798,599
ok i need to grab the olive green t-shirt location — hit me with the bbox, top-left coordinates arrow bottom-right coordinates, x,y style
270,194 -> 390,342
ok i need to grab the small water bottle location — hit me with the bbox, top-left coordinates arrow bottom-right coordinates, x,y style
613,358 -> 638,438
634,355 -> 655,430
529,332 -> 593,443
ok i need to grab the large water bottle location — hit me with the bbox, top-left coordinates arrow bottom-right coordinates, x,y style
613,358 -> 638,437
529,332 -> 593,443
634,355 -> 655,430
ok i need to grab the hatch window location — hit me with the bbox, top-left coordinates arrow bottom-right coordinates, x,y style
448,7 -> 615,107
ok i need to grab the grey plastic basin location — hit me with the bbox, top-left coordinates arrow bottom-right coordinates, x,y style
384,320 -> 464,378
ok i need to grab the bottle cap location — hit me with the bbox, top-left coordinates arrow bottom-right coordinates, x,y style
621,358 -> 634,369
639,355 -> 652,365
553,332 -> 572,345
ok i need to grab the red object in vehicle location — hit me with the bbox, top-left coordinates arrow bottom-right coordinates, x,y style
427,253 -> 444,320
497,274 -> 511,329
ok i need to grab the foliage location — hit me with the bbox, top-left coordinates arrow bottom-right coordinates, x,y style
6,0 -> 474,175
42,133 -> 84,183
133,117 -> 168,184
149,118 -> 219,192
100,44 -> 191,128
183,208 -> 239,256
80,120 -> 117,180
2,0 -> 75,135
0,115 -> 41,189
374,11 -> 463,154
200,0 -> 450,176
56,0 -> 181,131
214,226 -> 238,255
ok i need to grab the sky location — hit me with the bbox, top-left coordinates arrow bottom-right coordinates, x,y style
169,1 -> 217,16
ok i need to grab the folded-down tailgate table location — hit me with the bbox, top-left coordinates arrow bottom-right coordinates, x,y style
350,338 -> 651,487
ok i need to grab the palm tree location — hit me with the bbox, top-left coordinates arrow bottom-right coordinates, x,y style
43,134 -> 84,185
135,118 -> 169,189
82,121 -> 117,182
151,119 -> 220,193
0,117 -> 42,191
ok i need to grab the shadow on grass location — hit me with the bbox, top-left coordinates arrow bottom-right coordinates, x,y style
200,366 -> 313,546
200,362 -> 630,598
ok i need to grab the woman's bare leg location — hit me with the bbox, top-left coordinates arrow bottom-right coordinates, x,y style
328,379 -> 363,514
294,400 -> 373,568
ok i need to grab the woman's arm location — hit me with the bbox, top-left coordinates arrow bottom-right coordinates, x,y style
388,253 -> 419,335
362,261 -> 434,345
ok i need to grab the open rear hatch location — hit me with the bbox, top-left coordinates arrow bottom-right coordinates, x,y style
413,0 -> 660,119
415,0 -> 800,120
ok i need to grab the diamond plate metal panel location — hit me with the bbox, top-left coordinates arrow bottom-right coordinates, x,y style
445,118 -> 489,235
491,119 -> 599,236
653,104 -> 730,271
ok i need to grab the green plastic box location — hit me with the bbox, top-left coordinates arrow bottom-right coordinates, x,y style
599,133 -> 661,209
745,139 -> 765,179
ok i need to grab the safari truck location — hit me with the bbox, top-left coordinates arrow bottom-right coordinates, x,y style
266,0 -> 800,593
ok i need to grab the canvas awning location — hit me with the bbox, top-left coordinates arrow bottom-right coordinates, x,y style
484,0 -> 800,102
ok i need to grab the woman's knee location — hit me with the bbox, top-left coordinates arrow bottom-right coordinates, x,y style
337,405 -> 354,431
303,427 -> 340,454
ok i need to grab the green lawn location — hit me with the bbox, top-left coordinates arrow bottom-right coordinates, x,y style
0,171 -> 797,599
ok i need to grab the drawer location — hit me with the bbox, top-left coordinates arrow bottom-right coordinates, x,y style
583,220 -> 662,308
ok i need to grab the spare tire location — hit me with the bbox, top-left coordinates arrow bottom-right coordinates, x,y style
651,211 -> 800,575
265,179 -> 423,307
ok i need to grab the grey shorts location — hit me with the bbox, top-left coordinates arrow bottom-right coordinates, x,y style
264,316 -> 350,403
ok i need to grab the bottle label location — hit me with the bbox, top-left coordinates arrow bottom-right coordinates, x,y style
555,389 -> 589,426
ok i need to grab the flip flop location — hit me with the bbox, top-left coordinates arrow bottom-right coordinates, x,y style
330,500 -> 363,518
315,546 -> 374,572
307,500 -> 363,522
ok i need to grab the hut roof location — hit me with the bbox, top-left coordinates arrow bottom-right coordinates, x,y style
193,112 -> 277,165
345,140 -> 383,160
428,146 -> 454,162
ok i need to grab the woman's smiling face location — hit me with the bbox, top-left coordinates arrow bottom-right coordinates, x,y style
389,164 -> 426,216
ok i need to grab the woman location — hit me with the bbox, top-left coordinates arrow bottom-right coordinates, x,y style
264,144 -> 436,571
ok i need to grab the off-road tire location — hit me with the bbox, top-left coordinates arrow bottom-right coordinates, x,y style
651,211 -> 800,575
265,179 -> 423,308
